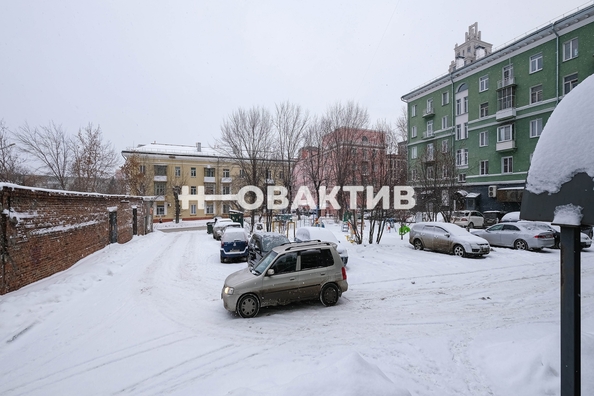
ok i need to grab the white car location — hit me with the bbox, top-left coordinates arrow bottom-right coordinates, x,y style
295,227 -> 349,265
450,210 -> 484,229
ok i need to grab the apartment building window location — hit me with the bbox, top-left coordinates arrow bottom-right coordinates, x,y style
154,182 -> 166,196
222,185 -> 231,195
190,204 -> 197,215
222,204 -> 230,214
411,168 -> 418,180
411,105 -> 417,117
411,125 -> 417,138
458,173 -> 466,183
502,157 -> 513,174
426,98 -> 434,112
205,203 -> 214,214
441,165 -> 449,179
173,166 -> 180,177
497,86 -> 515,110
529,53 -> 543,73
190,186 -> 197,195
139,165 -> 146,174
456,123 -> 468,140
410,146 -> 417,159
156,204 -> 165,216
427,143 -> 434,161
479,75 -> 489,92
530,84 -> 543,104
239,169 -> 246,178
362,149 -> 368,160
205,183 -> 215,194
498,124 -> 513,142
442,91 -> 449,105
564,73 -> 578,94
463,96 -> 468,114
456,99 -> 462,115
154,165 -> 167,176
502,64 -> 514,84
480,160 -> 489,175
442,115 -> 449,129
563,38 -> 578,61
426,120 -> 433,136
190,167 -> 196,177
222,168 -> 230,177
204,168 -> 215,177
426,166 -> 435,179
530,118 -> 543,138
480,102 -> 489,118
479,131 -> 489,147
441,139 -> 448,153
456,149 -> 468,167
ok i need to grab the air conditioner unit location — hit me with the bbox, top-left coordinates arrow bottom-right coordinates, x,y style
488,185 -> 497,198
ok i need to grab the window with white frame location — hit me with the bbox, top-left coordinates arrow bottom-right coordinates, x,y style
411,105 -> 417,117
458,173 -> 466,183
190,204 -> 197,215
204,168 -> 215,177
426,98 -> 433,113
411,125 -> 417,138
154,182 -> 166,196
530,118 -> 543,138
204,183 -> 215,194
222,185 -> 231,195
426,166 -> 434,179
529,53 -> 543,73
411,168 -> 418,180
530,84 -> 543,104
139,165 -> 146,174
480,160 -> 489,175
190,186 -> 197,195
480,102 -> 489,118
442,115 -> 449,129
457,122 -> 468,140
564,73 -> 578,94
441,139 -> 448,153
456,99 -> 462,115
442,91 -> 449,105
222,168 -> 230,177
426,143 -> 434,161
479,75 -> 489,92
463,96 -> 468,114
502,157 -> 513,174
239,169 -> 246,178
455,124 -> 462,140
426,120 -> 433,136
205,203 -> 214,214
563,38 -> 578,61
456,149 -> 468,167
190,167 -> 196,177
222,204 -> 230,214
497,124 -> 513,142
410,146 -> 417,159
441,165 -> 449,179
156,204 -> 165,216
479,131 -> 489,147
175,166 -> 181,177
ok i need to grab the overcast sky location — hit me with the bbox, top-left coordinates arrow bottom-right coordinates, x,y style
1,0 -> 590,161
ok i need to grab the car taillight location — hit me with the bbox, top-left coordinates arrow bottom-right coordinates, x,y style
342,267 -> 347,280
221,241 -> 224,247
461,217 -> 468,221
534,233 -> 551,239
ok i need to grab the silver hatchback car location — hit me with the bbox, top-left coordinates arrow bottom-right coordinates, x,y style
409,222 -> 491,257
221,241 -> 348,318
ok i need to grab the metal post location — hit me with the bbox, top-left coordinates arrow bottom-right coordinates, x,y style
560,225 -> 581,396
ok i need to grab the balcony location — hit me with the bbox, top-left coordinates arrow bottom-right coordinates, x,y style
204,176 -> 216,183
496,140 -> 516,152
422,107 -> 435,118
495,107 -> 516,121
154,175 -> 167,182
422,130 -> 435,139
497,77 -> 516,89
221,177 -> 232,183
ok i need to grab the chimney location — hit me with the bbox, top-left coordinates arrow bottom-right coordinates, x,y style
476,46 -> 486,60
196,142 -> 202,152
455,56 -> 465,69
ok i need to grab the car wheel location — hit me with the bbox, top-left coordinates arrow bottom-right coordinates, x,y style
320,284 -> 339,307
413,239 -> 424,250
468,222 -> 474,229
453,244 -> 466,257
514,239 -> 528,250
237,294 -> 260,318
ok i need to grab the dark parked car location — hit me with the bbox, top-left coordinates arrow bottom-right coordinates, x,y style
248,232 -> 290,268
220,229 -> 249,263
483,211 -> 506,227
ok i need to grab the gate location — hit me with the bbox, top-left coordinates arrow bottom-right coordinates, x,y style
109,211 -> 118,244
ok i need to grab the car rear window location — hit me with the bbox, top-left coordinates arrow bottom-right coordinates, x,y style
300,249 -> 334,270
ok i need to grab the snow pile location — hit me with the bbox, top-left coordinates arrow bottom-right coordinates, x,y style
553,204 -> 583,226
526,74 -> 594,195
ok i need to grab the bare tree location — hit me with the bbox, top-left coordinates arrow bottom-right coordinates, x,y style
70,123 -> 118,193
395,106 -> 408,143
273,101 -> 308,206
0,120 -> 27,183
216,106 -> 274,231
14,121 -> 71,190
120,153 -> 153,196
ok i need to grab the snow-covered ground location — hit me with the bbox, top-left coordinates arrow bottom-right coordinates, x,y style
1,221 -> 593,396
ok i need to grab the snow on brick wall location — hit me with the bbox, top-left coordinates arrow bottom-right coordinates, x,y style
0,185 -> 151,294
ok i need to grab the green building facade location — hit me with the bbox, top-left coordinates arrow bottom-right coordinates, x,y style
401,4 -> 594,213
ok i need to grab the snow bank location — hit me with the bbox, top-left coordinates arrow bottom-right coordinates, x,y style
526,74 -> 594,195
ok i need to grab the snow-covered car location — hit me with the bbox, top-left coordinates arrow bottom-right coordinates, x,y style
500,211 -> 521,222
295,226 -> 349,265
450,210 -> 484,229
220,229 -> 249,263
213,221 -> 242,240
212,218 -> 234,239
248,232 -> 290,268
470,221 -> 555,250
409,222 -> 490,257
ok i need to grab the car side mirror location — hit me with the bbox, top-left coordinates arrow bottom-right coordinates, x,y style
266,269 -> 275,276
445,233 -> 450,238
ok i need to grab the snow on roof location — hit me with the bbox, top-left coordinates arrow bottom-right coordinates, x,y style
526,74 -> 594,195
130,142 -> 219,157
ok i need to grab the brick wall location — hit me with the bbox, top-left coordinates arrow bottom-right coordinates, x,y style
0,184 -> 153,294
